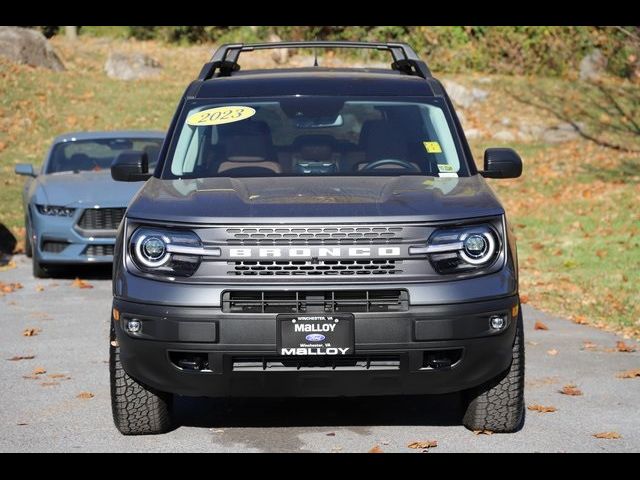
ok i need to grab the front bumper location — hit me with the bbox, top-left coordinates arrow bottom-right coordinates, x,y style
31,206 -> 117,264
113,295 -> 519,397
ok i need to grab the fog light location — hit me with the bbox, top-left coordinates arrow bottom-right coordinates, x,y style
126,319 -> 141,333
489,315 -> 506,330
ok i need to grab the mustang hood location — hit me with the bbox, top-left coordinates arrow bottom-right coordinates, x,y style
127,175 -> 504,224
36,170 -> 145,208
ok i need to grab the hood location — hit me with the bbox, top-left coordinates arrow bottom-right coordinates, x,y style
35,170 -> 144,208
127,175 -> 504,224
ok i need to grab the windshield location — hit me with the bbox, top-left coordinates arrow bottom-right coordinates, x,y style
164,97 -> 467,179
47,138 -> 163,174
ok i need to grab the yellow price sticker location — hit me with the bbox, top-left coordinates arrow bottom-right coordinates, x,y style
187,106 -> 256,126
423,141 -> 442,153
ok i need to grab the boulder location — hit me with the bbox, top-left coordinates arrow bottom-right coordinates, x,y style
579,49 -> 607,81
104,52 -> 162,80
0,26 -> 64,71
541,123 -> 580,144
442,79 -> 488,109
492,130 -> 516,142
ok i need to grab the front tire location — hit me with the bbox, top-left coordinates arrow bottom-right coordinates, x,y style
24,215 -> 33,258
110,322 -> 173,435
462,307 -> 525,433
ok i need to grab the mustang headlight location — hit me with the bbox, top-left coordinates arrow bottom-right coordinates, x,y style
129,227 -> 219,277
419,225 -> 500,274
36,205 -> 76,217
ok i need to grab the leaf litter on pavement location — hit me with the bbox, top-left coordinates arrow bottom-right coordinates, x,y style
560,384 -> 583,396
616,368 -> 640,379
534,321 -> 549,331
407,440 -> 438,451
22,327 -> 42,337
71,278 -> 93,289
528,404 -> 557,413
7,354 -> 35,361
593,432 -> 621,439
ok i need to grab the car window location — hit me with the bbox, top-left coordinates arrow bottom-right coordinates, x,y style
47,138 -> 163,174
166,98 -> 466,179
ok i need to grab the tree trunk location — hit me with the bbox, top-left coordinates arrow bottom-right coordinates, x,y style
65,26 -> 78,41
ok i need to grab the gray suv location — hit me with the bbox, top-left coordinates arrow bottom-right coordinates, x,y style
109,41 -> 524,435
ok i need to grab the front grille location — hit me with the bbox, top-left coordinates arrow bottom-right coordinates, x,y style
41,240 -> 70,253
229,259 -> 402,276
76,208 -> 125,232
82,244 -> 115,256
232,355 -> 401,371
225,226 -> 403,245
222,290 -> 409,313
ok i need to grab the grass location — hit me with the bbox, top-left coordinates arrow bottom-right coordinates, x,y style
0,36 -> 638,336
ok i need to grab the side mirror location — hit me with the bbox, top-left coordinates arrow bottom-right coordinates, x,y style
481,148 -> 522,179
15,163 -> 36,177
111,151 -> 151,182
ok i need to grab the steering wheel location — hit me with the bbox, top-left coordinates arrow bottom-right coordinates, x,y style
362,158 -> 420,172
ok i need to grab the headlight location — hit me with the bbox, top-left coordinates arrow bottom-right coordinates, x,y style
129,227 -> 220,277
413,225 -> 500,274
36,205 -> 76,217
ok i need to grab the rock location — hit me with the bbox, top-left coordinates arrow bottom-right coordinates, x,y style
492,130 -> 516,142
541,124 -> 580,144
464,128 -> 483,140
104,52 -> 162,80
580,49 -> 607,81
501,117 -> 511,126
268,33 -> 289,64
442,79 -> 488,109
0,26 -> 64,71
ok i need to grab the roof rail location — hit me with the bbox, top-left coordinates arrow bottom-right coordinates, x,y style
197,41 -> 431,80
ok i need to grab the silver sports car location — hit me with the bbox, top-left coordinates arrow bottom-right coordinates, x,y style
15,131 -> 164,277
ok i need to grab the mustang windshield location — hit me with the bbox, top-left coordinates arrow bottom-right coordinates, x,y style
47,138 -> 163,174
165,98 -> 467,179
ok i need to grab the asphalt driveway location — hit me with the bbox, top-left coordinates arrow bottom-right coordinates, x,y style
1,255 -> 638,452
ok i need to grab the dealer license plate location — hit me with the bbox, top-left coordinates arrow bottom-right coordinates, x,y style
277,314 -> 355,356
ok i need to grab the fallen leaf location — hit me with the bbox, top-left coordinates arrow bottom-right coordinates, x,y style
35,285 -> 45,292
40,381 -> 59,387
573,315 -> 588,325
71,278 -> 93,289
407,440 -> 438,450
16,422 -> 28,426
368,445 -> 384,453
547,349 -> 558,356
593,432 -> 621,439
532,242 -> 545,251
520,294 -> 529,304
560,384 -> 583,396
473,430 -> 494,435
616,368 -> 640,379
326,432 -> 336,437
22,327 -> 42,337
22,375 -> 39,380
77,391 -> 94,399
595,250 -> 608,259
0,282 -> 23,293
616,341 -> 636,353
48,373 -> 70,379
7,355 -> 35,361
534,321 -> 549,331
32,367 -> 46,375
582,341 -> 597,350
528,404 -> 557,413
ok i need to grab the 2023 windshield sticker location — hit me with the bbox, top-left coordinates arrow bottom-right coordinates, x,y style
186,106 -> 256,126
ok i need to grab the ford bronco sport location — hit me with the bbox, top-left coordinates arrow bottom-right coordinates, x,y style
109,41 -> 524,435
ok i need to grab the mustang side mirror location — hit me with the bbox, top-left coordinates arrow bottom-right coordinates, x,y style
15,163 -> 36,177
481,148 -> 522,179
111,151 -> 151,182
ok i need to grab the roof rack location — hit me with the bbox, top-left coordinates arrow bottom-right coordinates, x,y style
197,41 -> 431,80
